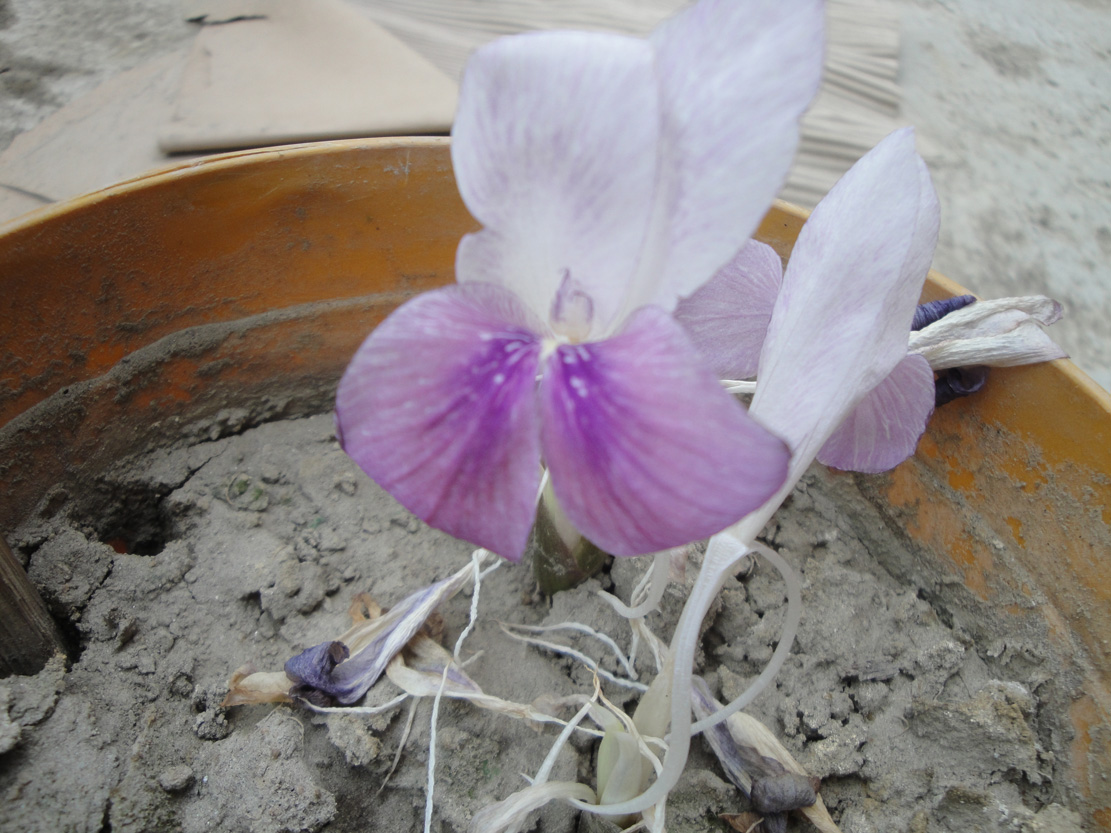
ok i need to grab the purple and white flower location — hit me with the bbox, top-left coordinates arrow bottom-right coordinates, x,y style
336,0 -> 829,561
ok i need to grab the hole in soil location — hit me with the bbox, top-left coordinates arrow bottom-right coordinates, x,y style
89,484 -> 174,556
52,613 -> 85,666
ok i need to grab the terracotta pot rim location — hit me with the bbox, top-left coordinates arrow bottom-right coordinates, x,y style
0,136 -> 453,236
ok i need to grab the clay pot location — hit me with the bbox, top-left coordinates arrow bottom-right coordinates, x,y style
1,138 -> 1108,823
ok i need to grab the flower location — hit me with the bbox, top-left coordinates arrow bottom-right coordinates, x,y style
335,0 -> 827,561
676,132 -> 1066,475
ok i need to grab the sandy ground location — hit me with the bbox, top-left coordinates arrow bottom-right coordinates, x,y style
890,0 -> 1111,392
0,0 -> 1107,390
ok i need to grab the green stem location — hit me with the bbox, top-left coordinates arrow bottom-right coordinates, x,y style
529,478 -> 607,595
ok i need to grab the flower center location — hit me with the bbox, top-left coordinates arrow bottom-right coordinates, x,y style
549,271 -> 594,343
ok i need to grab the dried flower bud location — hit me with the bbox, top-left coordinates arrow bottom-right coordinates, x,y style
751,773 -> 820,813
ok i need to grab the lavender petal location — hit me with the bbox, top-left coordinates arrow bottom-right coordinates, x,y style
673,239 -> 783,379
540,306 -> 790,557
335,283 -> 544,561
817,353 -> 935,473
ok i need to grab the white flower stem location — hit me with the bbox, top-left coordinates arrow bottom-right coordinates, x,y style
689,541 -> 800,734
721,379 -> 758,395
570,534 -> 799,818
597,549 -> 671,619
499,624 -> 648,692
505,621 -> 637,679
571,546 -> 735,817
532,680 -> 600,785
424,664 -> 451,833
426,548 -> 497,833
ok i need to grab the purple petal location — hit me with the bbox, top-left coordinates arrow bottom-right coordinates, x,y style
635,0 -> 824,312
817,353 -> 935,473
751,128 -> 940,479
451,31 -> 659,333
673,239 -> 783,379
538,307 -> 789,557
335,283 -> 543,560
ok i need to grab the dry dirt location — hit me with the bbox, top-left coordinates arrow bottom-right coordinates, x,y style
0,413 -> 1086,833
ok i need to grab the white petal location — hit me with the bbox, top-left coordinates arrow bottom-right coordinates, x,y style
626,0 -> 824,316
452,31 -> 659,332
909,295 -> 1067,369
751,128 -> 940,479
914,320 -> 1068,369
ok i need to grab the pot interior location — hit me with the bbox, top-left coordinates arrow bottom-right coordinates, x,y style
1,138 -> 1109,823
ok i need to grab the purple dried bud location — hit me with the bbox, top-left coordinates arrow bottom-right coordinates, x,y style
750,773 -> 820,813
285,641 -> 350,706
911,294 -> 976,331
935,365 -> 989,406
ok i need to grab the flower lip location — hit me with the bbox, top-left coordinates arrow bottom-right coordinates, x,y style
539,305 -> 790,557
336,283 -> 545,561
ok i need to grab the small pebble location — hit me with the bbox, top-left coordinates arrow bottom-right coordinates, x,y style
194,709 -> 232,740
158,765 -> 195,792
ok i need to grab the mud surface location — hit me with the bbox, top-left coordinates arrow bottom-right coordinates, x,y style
1,414 -> 1085,832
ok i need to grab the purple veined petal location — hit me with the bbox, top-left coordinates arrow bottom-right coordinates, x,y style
673,239 -> 783,379
625,0 -> 823,316
908,295 -> 1067,369
751,127 -> 940,482
335,283 -> 544,561
452,30 -> 659,333
538,307 -> 790,557
817,353 -> 935,473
